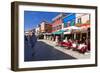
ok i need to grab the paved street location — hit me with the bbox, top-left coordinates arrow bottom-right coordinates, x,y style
43,40 -> 90,59
24,39 -> 76,61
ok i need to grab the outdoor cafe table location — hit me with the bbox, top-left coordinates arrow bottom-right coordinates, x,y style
77,44 -> 87,50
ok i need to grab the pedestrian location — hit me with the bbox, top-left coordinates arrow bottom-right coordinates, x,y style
24,35 -> 33,61
30,32 -> 37,48
30,32 -> 37,57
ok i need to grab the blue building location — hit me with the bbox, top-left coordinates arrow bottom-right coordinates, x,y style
63,13 -> 76,27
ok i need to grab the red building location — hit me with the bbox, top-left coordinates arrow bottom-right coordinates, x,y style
52,13 -> 65,32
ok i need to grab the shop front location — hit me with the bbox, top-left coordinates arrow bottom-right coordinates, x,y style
63,26 -> 81,40
52,30 -> 64,42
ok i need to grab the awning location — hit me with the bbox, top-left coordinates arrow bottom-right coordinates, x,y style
62,26 -> 80,34
52,30 -> 64,35
62,26 -> 80,31
66,26 -> 81,30
64,31 -> 71,34
80,24 -> 90,29
63,29 -> 71,34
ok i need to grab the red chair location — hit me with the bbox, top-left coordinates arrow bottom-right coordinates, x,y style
65,41 -> 72,49
72,44 -> 78,51
58,42 -> 67,47
58,41 -> 72,49
58,41 -> 69,48
78,46 -> 87,54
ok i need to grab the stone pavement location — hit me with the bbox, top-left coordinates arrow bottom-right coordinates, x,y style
40,39 -> 90,59
25,39 -> 76,61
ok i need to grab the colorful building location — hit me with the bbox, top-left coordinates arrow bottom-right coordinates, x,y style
52,13 -> 65,32
36,13 -> 90,42
35,27 -> 40,37
38,21 -> 52,39
39,21 -> 52,33
75,13 -> 90,40
51,13 -> 66,41
75,13 -> 90,28
62,13 -> 76,40
63,13 -> 76,27
62,13 -> 90,40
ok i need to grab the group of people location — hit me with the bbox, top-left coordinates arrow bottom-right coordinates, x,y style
24,32 -> 37,61
24,32 -> 37,48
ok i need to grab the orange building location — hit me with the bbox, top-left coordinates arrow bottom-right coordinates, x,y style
39,21 -> 52,33
38,21 -> 52,39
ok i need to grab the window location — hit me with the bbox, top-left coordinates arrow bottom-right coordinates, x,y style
78,18 -> 82,24
59,25 -> 62,29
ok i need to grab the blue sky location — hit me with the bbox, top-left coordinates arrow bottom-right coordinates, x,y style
24,11 -> 60,31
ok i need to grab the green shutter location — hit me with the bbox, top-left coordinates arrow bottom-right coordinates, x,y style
64,23 -> 66,27
71,20 -> 75,26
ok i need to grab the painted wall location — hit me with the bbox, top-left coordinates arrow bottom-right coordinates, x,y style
45,24 -> 52,33
52,18 -> 62,32
40,22 -> 46,33
63,13 -> 76,27
76,14 -> 90,24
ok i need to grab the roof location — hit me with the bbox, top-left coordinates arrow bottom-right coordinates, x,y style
52,13 -> 65,21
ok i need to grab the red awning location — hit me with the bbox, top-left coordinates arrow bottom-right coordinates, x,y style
80,24 -> 90,29
80,24 -> 90,27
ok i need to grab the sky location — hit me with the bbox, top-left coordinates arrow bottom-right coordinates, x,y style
24,11 -> 60,31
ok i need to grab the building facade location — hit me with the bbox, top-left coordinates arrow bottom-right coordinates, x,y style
35,27 -> 40,36
75,13 -> 90,40
75,13 -> 90,27
52,13 -> 65,32
38,21 -> 52,39
63,13 -> 76,27
39,21 -> 52,33
62,13 -> 76,40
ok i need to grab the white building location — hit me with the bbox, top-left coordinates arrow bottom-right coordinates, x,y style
35,27 -> 40,36
76,13 -> 90,24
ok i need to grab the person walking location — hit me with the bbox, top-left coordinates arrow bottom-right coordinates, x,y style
30,32 -> 37,48
24,32 -> 37,61
29,32 -> 37,57
24,35 -> 33,61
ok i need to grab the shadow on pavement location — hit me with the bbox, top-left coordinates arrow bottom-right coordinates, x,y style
24,40 -> 76,62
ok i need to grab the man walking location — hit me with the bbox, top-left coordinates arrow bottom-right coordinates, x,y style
30,32 -> 37,48
29,32 -> 37,57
